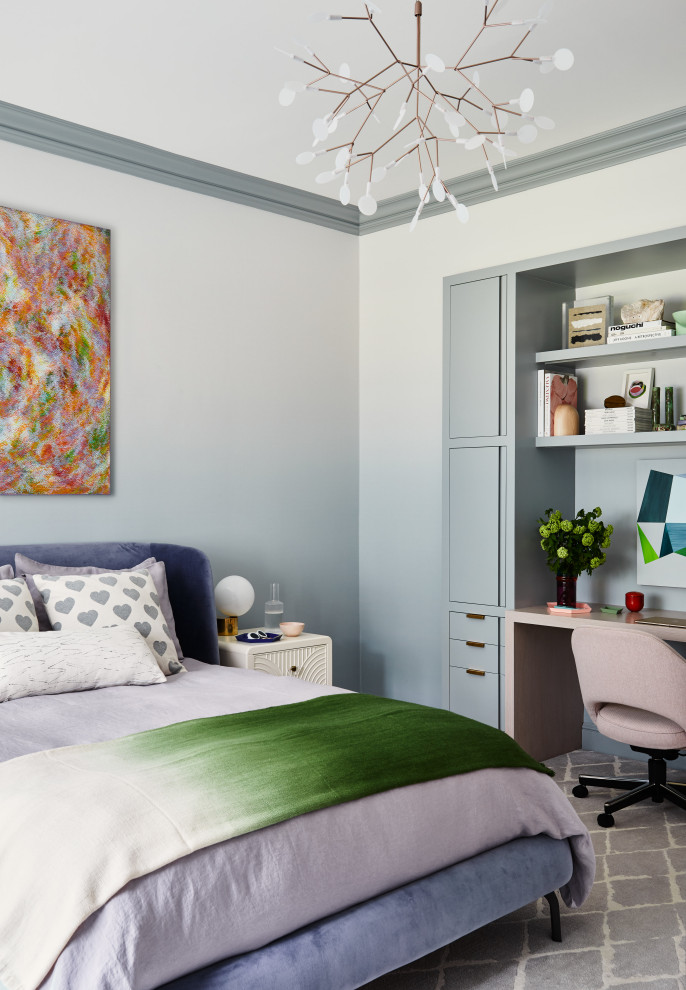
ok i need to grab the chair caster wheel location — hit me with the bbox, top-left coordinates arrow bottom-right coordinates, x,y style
572,784 -> 588,798
598,812 -> 615,828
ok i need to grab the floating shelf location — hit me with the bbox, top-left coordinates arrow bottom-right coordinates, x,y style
536,432 -> 686,448
536,336 -> 686,370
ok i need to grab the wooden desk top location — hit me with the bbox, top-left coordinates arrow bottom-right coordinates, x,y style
506,604 -> 686,643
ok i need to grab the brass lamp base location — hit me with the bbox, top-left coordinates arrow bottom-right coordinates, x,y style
217,616 -> 238,636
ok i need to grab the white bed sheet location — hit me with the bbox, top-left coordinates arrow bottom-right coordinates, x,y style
0,661 -> 595,990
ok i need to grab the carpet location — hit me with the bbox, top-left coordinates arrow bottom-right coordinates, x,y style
364,749 -> 686,989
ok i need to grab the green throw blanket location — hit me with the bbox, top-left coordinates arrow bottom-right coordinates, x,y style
0,692 -> 550,990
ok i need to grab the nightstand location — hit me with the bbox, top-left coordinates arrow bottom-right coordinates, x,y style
218,628 -> 332,685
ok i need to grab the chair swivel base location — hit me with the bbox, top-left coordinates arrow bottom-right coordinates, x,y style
572,748 -> 686,828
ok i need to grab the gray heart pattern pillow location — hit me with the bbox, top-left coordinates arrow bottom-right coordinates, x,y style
34,570 -> 185,676
0,578 -> 38,632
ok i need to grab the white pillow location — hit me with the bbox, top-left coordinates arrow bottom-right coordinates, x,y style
0,578 -> 39,632
0,628 -> 166,702
34,570 -> 186,676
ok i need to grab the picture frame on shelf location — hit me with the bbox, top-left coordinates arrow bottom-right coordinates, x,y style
575,295 -> 614,320
568,302 -> 609,348
622,367 -> 655,409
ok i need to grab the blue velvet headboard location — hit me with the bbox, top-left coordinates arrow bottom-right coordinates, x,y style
0,542 -> 220,665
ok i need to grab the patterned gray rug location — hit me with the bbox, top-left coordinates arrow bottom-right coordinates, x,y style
364,749 -> 686,990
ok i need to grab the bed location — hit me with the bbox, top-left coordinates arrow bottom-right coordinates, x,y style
0,541 -> 595,990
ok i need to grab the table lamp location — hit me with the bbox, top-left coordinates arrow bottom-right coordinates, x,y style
214,575 -> 255,636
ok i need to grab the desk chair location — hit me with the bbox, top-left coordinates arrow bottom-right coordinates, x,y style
570,625 -> 686,828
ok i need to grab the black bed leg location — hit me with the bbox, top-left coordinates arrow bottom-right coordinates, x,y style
543,891 -> 562,942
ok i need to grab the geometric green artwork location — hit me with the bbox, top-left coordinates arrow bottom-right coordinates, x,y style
637,523 -> 659,563
636,460 -> 686,586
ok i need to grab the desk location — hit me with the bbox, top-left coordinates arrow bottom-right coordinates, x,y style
505,604 -> 686,762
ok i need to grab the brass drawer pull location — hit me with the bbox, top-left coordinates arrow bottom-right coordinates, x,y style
466,641 -> 485,648
466,668 -> 486,676
466,613 -> 485,620
289,666 -> 298,673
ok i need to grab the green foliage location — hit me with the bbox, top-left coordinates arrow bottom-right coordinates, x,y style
537,506 -> 613,577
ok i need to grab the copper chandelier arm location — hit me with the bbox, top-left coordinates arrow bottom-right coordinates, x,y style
361,115 -> 417,158
367,14 -> 405,66
510,28 -> 537,58
452,22 -> 487,69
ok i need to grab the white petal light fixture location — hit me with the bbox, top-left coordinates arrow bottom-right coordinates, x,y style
280,0 -> 573,231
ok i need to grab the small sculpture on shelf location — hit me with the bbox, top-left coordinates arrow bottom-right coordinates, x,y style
553,403 -> 579,436
672,310 -> 686,335
652,385 -> 677,431
620,299 -> 665,324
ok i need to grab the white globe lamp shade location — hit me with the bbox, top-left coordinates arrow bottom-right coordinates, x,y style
215,576 -> 255,636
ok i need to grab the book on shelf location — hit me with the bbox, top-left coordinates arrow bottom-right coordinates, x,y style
585,425 -> 653,434
537,369 -> 578,437
607,320 -> 676,332
585,424 -> 653,434
585,407 -> 653,420
585,407 -> 653,434
607,326 -> 674,344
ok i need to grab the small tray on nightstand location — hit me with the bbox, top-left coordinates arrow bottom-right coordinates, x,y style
235,632 -> 282,643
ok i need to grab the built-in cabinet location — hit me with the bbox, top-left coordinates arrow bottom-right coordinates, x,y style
445,276 -> 506,727
443,225 -> 686,736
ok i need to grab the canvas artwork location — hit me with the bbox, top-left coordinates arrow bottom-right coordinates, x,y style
636,460 -> 686,586
0,205 -> 110,494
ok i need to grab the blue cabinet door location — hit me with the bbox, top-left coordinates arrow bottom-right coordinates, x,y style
449,277 -> 502,439
449,446 -> 502,607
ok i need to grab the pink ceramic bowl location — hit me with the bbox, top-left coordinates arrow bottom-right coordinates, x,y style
280,621 -> 305,637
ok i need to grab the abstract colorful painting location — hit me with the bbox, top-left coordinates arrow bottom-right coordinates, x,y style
0,205 -> 110,494
636,459 -> 686,587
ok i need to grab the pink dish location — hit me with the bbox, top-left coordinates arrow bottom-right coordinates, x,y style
280,621 -> 305,637
546,602 -> 592,615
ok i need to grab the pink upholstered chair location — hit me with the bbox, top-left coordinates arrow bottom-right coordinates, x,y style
570,625 -> 686,828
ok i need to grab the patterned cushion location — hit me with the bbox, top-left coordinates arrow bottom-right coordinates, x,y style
34,570 -> 186,676
0,578 -> 39,632
0,628 -> 166,702
15,554 -> 183,659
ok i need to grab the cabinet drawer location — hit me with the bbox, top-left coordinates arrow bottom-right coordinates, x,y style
449,639 -> 499,675
450,611 -> 499,646
449,667 -> 500,728
252,644 -> 331,685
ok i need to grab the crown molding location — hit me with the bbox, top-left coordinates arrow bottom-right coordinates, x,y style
360,106 -> 686,234
0,100 -> 684,237
0,100 -> 358,235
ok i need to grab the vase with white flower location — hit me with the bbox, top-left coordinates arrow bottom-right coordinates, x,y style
537,506 -> 613,607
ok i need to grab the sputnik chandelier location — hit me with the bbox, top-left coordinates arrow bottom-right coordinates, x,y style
277,0 -> 573,229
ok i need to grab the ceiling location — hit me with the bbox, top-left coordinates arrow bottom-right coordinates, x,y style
1,0 -> 684,206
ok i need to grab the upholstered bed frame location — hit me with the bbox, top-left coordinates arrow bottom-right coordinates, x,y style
2,541 -> 574,990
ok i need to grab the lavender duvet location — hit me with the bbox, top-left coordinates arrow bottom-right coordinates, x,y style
0,661 -> 595,990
